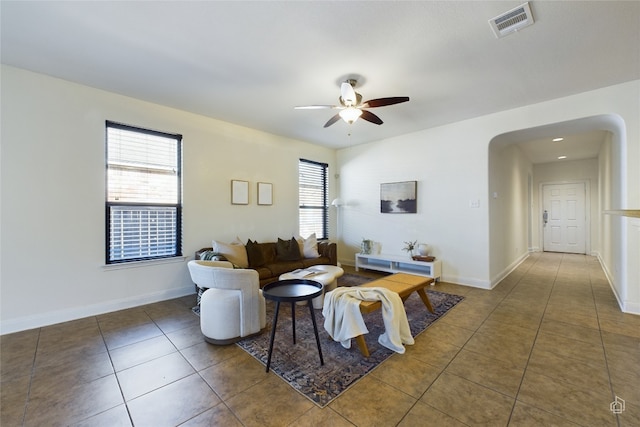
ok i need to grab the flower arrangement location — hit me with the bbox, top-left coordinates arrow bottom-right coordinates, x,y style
402,240 -> 417,256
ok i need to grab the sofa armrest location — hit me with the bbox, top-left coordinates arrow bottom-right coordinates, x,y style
318,241 -> 337,265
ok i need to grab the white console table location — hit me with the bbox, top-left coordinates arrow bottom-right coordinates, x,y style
355,253 -> 442,281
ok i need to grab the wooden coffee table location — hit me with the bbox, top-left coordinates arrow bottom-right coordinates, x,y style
354,273 -> 434,357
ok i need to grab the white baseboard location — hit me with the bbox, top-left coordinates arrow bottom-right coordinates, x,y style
489,252 -> 529,289
0,285 -> 195,335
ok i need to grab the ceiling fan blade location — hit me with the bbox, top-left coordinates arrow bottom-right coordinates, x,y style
340,81 -> 357,106
294,105 -> 337,110
360,110 -> 383,125
362,96 -> 410,108
323,114 -> 342,128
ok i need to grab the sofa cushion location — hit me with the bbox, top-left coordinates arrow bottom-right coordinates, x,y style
246,239 -> 266,268
265,260 -> 305,277
297,233 -> 320,258
213,239 -> 249,268
276,237 -> 301,261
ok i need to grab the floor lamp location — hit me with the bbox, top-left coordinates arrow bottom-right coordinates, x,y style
331,198 -> 343,265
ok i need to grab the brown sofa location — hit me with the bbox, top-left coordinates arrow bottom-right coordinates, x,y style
196,240 -> 337,287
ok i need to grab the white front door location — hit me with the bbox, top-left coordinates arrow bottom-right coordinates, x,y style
542,182 -> 586,254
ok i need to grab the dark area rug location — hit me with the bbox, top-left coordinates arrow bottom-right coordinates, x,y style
237,273 -> 464,407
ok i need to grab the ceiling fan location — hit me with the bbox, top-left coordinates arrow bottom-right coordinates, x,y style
295,79 -> 409,128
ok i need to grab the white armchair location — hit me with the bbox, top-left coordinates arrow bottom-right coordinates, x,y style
187,260 -> 266,345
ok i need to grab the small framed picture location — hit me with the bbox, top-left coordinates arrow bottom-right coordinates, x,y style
231,180 -> 249,205
258,182 -> 273,205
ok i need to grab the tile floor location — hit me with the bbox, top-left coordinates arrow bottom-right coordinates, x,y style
1,252 -> 639,426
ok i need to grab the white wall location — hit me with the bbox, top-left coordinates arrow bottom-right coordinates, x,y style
0,66 -> 337,333
488,144 -> 532,285
336,81 -> 640,307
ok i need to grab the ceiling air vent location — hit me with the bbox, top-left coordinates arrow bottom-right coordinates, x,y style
489,2 -> 534,38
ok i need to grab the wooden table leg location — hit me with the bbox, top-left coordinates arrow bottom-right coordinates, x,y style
355,334 -> 370,357
417,288 -> 435,313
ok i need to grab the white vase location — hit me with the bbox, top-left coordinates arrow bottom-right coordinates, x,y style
417,244 -> 429,256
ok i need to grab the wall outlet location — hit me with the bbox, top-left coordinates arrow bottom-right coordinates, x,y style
469,199 -> 480,208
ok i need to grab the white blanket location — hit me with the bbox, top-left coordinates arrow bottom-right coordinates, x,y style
322,287 -> 414,353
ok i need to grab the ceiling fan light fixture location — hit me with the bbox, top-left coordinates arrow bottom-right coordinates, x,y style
339,107 -> 362,124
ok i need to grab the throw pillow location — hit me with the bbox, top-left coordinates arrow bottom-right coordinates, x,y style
297,233 -> 320,258
276,237 -> 301,261
246,239 -> 266,268
199,250 -> 226,261
212,239 -> 249,268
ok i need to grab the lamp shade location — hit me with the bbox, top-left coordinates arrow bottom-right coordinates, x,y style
331,198 -> 343,207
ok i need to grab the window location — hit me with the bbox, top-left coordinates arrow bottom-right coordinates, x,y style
299,158 -> 328,239
106,121 -> 182,264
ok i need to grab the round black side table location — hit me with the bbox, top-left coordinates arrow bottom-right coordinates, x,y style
262,279 -> 324,373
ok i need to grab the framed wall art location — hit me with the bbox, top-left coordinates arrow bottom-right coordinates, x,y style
380,181 -> 417,213
231,180 -> 249,205
257,182 -> 273,205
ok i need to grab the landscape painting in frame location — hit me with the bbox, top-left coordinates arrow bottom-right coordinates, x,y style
380,181 -> 417,213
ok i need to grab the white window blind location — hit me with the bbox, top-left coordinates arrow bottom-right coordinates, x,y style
299,159 -> 328,239
106,122 -> 182,263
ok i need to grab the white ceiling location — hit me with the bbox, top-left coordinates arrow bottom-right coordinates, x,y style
2,1 -> 638,161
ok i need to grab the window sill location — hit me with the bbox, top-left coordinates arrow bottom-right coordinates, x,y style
103,256 -> 187,271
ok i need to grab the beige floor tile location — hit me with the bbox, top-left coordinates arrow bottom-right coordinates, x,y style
414,319 -> 475,348
517,370 -> 616,426
199,351 -> 270,400
0,374 -> 29,426
508,400 -> 581,426
30,349 -> 114,392
599,315 -> 640,339
0,329 -> 39,378
445,348 -> 525,397
618,400 -> 640,427
398,401 -> 468,426
370,352 -> 441,398
486,304 -> 544,330
538,317 -> 602,345
329,375 -> 416,427
420,371 -> 514,426
437,305 -> 490,331
71,404 -> 132,427
108,334 -> 177,372
404,333 -> 461,368
116,352 -> 195,400
533,331 -> 607,369
24,374 -> 123,426
526,346 -> 610,392
543,308 -> 601,330
289,406 -> 355,427
101,321 -> 164,350
476,317 -> 539,341
96,307 -> 150,331
165,322 -> 207,349
127,373 -> 220,427
179,403 -> 244,427
179,340 -> 244,372
148,308 -> 200,335
462,328 -> 534,369
225,375 -> 314,427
